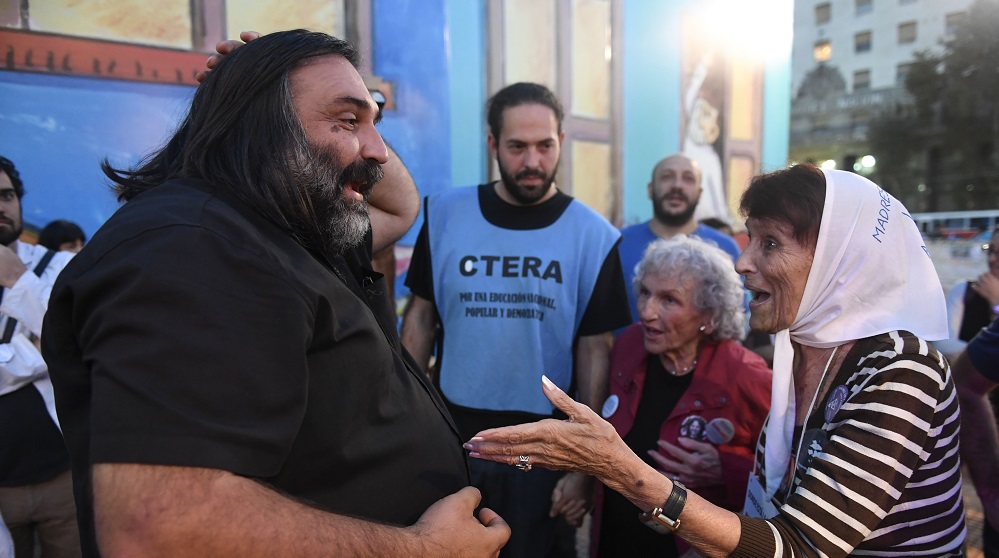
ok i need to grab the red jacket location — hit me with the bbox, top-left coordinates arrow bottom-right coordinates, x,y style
591,324 -> 772,554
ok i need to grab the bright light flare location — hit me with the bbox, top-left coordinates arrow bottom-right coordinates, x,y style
695,0 -> 794,64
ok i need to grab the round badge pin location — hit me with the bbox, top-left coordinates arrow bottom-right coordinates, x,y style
680,415 -> 707,441
705,418 -> 735,445
796,428 -> 829,473
824,385 -> 850,423
601,394 -> 619,418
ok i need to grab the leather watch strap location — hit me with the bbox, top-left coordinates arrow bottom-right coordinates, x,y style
638,480 -> 688,534
661,480 -> 687,521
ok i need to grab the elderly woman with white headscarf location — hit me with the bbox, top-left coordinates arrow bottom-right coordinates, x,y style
464,164 -> 966,557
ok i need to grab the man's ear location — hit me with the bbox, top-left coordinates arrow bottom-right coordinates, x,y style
647,181 -> 654,200
487,134 -> 498,155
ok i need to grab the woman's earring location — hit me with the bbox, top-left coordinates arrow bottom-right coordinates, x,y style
699,325 -> 706,332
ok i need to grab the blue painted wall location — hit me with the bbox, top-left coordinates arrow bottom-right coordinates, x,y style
372,0 -> 453,247
762,53 -> 792,173
0,71 -> 193,237
621,1 -> 683,227
446,0 -> 487,190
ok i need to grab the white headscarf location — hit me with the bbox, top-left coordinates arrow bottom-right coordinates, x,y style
763,169 -> 947,499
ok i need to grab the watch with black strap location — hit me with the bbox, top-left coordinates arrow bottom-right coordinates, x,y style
638,480 -> 687,534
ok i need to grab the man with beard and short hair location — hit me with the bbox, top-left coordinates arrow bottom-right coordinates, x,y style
41,30 -> 509,558
618,153 -> 741,324
0,156 -> 81,558
401,82 -> 631,557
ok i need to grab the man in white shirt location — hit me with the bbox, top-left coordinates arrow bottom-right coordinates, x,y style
0,155 -> 79,558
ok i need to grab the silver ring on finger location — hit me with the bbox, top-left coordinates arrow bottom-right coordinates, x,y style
516,455 -> 533,472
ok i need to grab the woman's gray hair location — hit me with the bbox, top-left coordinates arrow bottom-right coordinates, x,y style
633,235 -> 746,341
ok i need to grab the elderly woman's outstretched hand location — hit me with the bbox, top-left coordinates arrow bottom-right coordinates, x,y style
464,376 -> 627,479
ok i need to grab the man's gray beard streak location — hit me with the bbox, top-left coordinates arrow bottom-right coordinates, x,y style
322,201 -> 371,255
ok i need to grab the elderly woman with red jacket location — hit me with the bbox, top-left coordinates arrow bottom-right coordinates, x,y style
568,235 -> 772,557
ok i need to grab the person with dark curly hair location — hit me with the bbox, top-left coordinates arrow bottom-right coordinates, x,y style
37,220 -> 86,254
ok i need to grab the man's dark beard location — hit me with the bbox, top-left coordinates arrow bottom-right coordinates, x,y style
293,141 -> 384,257
497,159 -> 557,205
653,190 -> 699,227
0,218 -> 22,247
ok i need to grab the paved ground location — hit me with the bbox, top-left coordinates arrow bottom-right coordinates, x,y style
933,238 -> 990,555
966,475 -> 985,558
928,237 -> 990,293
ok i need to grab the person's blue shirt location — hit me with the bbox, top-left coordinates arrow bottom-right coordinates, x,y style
618,222 -> 741,326
967,316 -> 999,383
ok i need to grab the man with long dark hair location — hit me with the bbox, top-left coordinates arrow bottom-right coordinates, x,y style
41,30 -> 508,557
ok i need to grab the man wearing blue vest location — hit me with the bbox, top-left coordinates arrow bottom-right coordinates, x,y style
618,153 -> 741,325
402,82 -> 631,557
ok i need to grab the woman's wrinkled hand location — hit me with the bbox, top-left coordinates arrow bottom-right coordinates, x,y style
649,437 -> 723,489
463,376 -> 626,479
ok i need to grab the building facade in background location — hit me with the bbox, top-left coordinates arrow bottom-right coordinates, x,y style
789,0 -> 972,177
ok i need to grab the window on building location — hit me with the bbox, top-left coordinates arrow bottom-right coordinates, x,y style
488,0 -> 621,221
812,115 -> 831,132
945,12 -> 967,35
814,40 -> 832,62
898,21 -> 917,43
896,63 -> 913,86
854,69 -> 871,91
815,3 -> 831,24
854,31 -> 872,53
856,0 -> 873,15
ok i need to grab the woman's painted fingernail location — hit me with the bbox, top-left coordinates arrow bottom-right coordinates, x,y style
542,375 -> 555,390
468,452 -> 481,458
463,443 -> 473,450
